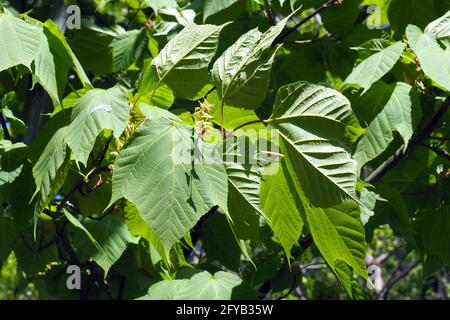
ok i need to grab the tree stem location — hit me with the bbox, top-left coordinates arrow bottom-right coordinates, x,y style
367,96 -> 450,183
263,0 -> 275,25
421,143 -> 450,161
0,111 -> 12,141
274,0 -> 343,45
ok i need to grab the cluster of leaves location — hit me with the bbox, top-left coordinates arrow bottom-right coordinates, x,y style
0,0 -> 449,300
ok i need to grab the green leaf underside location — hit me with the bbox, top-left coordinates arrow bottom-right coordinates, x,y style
63,209 -> 102,251
0,12 -> 41,72
270,81 -> 358,207
110,115 -> 228,250
143,271 -> 242,300
281,156 -> 367,280
124,202 -> 170,265
211,13 -> 294,109
32,128 -> 69,220
73,214 -> 139,275
0,14 -> 91,105
406,24 -> 450,93
147,23 -> 223,101
343,42 -> 405,92
425,10 -> 450,45
260,163 -> 304,261
353,81 -> 422,169
65,87 -> 130,165
226,162 -> 264,242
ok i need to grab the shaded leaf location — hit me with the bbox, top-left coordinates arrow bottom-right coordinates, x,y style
353,82 -> 422,169
260,162 -> 304,260
342,42 -> 405,92
73,214 -> 139,275
65,87 -> 130,165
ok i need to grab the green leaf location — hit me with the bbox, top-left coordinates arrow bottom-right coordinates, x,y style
0,11 -> 41,72
334,259 -> 367,299
284,151 -> 367,280
124,202 -> 170,265
144,0 -> 178,13
43,20 -> 92,89
73,214 -> 139,275
0,140 -> 26,189
203,0 -> 240,22
201,213 -> 241,271
33,21 -> 73,105
207,90 -> 265,130
14,236 -> 58,275
143,23 -> 224,101
31,127 -> 69,224
0,16 -> 90,105
0,217 -> 17,269
76,179 -> 112,217
110,115 -> 228,250
342,42 -> 405,92
260,162 -> 304,261
308,203 -> 367,279
159,7 -> 196,26
359,187 -> 386,225
211,14 -> 293,109
320,0 -> 362,37
416,206 -> 450,274
143,270 -> 243,300
62,208 -> 101,251
406,24 -> 450,93
353,82 -> 422,169
226,162 -> 264,242
69,23 -> 115,76
137,59 -> 175,109
111,29 -> 147,71
388,0 -> 438,36
65,87 -> 130,165
1,93 -> 27,135
425,10 -> 450,46
270,81 -> 358,207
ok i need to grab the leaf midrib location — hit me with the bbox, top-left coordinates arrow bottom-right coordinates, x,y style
278,130 -> 357,202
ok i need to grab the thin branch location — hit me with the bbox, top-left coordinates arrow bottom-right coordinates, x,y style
274,0 -> 343,45
0,111 -> 12,141
203,86 -> 217,100
367,96 -> 450,183
118,275 -> 126,300
233,119 -> 269,131
125,0 -> 144,29
58,166 -> 111,210
96,134 -> 113,166
421,143 -> 450,161
428,135 -> 450,142
382,261 -> 421,300
263,0 -> 275,25
277,274 -> 298,300
87,205 -> 116,221
220,99 -> 225,138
